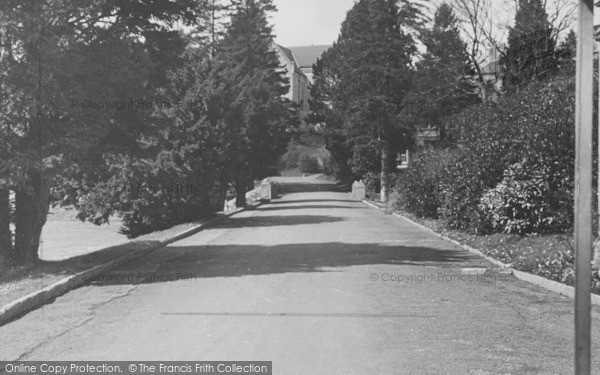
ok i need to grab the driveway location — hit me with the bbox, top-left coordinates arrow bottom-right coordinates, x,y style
1,176 -> 599,374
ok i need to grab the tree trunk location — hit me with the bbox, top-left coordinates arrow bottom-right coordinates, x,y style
380,140 -> 389,203
0,188 -> 12,259
14,171 -> 50,265
235,181 -> 247,208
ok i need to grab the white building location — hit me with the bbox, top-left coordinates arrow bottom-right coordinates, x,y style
274,44 -> 330,122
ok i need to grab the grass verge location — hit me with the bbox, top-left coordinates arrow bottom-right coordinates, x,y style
369,199 -> 600,295
0,218 -> 213,308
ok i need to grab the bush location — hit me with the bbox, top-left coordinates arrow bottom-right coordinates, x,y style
393,148 -> 454,218
479,159 -> 572,234
59,153 -> 217,238
363,172 -> 381,193
298,152 -> 322,173
280,142 -> 332,174
116,165 -> 213,238
437,146 -> 507,232
435,70 -> 578,233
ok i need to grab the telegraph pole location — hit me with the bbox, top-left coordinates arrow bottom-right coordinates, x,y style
574,0 -> 594,373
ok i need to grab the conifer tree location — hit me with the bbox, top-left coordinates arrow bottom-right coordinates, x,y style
409,3 -> 478,131
503,0 -> 556,90
310,0 -> 422,199
555,29 -> 576,69
204,0 -> 295,206
189,0 -> 231,56
0,0 -> 202,263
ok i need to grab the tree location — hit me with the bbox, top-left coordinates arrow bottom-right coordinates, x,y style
308,46 -> 353,181
408,3 -> 479,133
310,0 -> 423,201
450,0 -> 575,100
188,0 -> 232,56
0,0 -> 202,264
203,0 -> 295,207
503,0 -> 557,90
59,39 -> 226,238
553,29 -> 576,74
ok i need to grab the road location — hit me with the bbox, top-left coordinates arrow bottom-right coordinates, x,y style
2,176 -> 600,374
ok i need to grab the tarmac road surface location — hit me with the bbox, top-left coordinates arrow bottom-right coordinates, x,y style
1,176 -> 600,374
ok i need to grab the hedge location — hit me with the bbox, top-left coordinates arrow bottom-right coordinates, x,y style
393,68 -> 583,235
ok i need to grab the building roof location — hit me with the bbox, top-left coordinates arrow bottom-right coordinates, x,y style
287,45 -> 331,68
276,44 -> 296,65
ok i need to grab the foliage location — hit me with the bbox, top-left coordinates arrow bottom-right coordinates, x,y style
112,0 -> 295,234
555,29 -> 576,69
406,3 -> 479,127
309,0 -> 424,181
0,0 -> 297,253
202,0 -> 295,205
394,63 -> 576,235
436,67 -> 576,234
363,172 -> 381,194
0,0 -> 202,262
436,102 -> 513,231
281,142 -> 331,174
49,9 -> 222,239
393,148 -> 455,218
297,153 -> 321,174
54,151 -> 215,238
479,160 -> 572,234
503,0 -> 557,90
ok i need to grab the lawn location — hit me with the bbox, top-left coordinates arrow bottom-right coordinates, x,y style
41,207 -> 129,261
0,207 -> 213,309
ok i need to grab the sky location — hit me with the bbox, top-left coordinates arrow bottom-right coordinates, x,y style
269,0 -> 582,49
270,0 -> 358,47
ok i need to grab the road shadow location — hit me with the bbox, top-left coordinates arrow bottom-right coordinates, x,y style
0,240 -> 163,285
90,242 -> 491,286
256,205 -> 366,212
211,215 -> 344,229
275,179 -> 346,194
268,199 -> 358,205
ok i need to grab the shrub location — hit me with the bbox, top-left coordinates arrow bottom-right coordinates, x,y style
60,153 -> 216,239
393,148 -> 455,218
298,152 -> 322,173
280,143 -> 302,169
363,172 -> 381,193
281,142 -> 333,174
437,144 -> 507,232
435,70 -> 578,233
116,166 -> 213,238
479,159 -> 573,234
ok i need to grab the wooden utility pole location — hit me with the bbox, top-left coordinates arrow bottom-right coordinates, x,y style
574,0 -> 594,373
